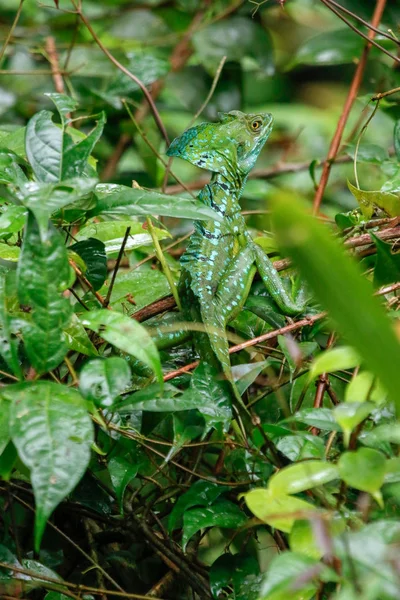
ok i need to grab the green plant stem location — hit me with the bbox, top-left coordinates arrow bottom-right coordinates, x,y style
146,216 -> 182,311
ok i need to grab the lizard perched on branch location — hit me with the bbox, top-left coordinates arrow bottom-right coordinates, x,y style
162,110 -> 307,410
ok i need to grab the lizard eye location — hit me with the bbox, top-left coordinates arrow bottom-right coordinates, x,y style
250,118 -> 262,132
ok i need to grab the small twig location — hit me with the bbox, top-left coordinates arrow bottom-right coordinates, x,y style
0,0 -> 25,67
70,260 -> 109,308
313,0 -> 388,213
372,86 -> 400,101
324,0 -> 399,45
104,226 -> 130,308
321,0 -> 398,65
188,55 -> 227,126
122,101 -> 196,197
311,332 -> 335,435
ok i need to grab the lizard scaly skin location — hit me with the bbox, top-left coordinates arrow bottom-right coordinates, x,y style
167,111 -> 306,405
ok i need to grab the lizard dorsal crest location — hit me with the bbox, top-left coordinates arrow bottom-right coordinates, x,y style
166,122 -> 237,176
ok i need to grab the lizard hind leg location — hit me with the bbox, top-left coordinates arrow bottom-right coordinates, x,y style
200,245 -> 256,389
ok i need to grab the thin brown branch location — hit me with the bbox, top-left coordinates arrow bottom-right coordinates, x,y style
163,312 -> 327,382
45,35 -> 67,96
311,332 -> 336,435
321,0 -> 398,64
101,9 -> 204,182
324,0 -> 399,45
70,0 -> 169,145
313,0 -> 388,213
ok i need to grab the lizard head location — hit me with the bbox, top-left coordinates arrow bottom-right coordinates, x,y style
166,111 -> 273,179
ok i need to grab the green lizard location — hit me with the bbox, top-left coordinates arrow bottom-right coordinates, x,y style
160,110 -> 306,408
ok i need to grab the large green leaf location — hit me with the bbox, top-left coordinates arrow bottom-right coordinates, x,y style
17,215 -> 72,374
243,488 -> 316,533
268,461 -> 339,496
25,95 -> 105,183
90,183 -> 224,221
338,448 -> 386,497
168,481 -> 226,532
291,29 -> 364,67
81,309 -> 163,385
18,178 -> 97,239
6,382 -> 93,550
272,193 -> 400,416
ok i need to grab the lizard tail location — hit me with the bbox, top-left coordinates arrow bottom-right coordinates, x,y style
201,308 -> 250,419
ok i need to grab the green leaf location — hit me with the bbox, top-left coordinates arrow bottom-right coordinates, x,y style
168,480 -> 225,532
291,29 -> 363,67
120,364 -> 231,428
243,488 -> 316,533
63,314 -> 98,357
193,16 -> 274,75
0,205 -> 27,239
294,408 -> 341,431
97,269 -> 170,315
79,357 -> 130,408
181,498 -> 247,550
69,238 -> 107,291
45,92 -> 77,124
309,346 -> 360,380
0,244 -> 20,262
269,461 -> 339,496
394,120 -> 400,162
371,233 -> 400,287
7,381 -> 93,550
0,273 -> 22,378
0,149 -> 27,185
272,192 -> 400,417
259,552 -> 330,600
210,553 -> 259,600
25,104 -> 105,183
338,448 -> 386,501
334,402 -> 374,447
345,371 -> 374,403
348,180 -> 400,219
17,215 -> 72,374
232,360 -> 270,395
0,395 -> 10,456
90,183 -> 223,222
346,143 -> 388,164
81,309 -> 163,386
108,455 -> 138,511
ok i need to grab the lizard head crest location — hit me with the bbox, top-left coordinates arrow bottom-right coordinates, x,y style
166,111 -> 273,178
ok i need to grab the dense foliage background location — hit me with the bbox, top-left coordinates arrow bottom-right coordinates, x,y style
1,0 -> 400,599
